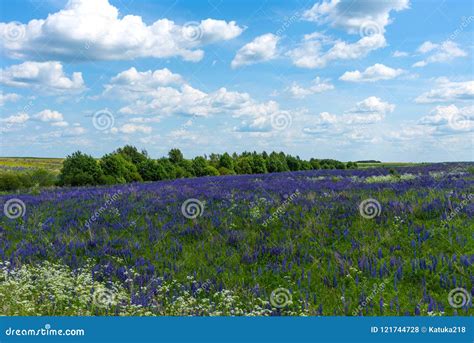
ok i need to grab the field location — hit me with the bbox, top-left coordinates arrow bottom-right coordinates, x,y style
0,157 -> 63,173
0,163 -> 473,316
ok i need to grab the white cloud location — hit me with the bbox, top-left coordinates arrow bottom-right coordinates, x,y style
392,50 -> 408,57
1,112 -> 29,124
304,96 -> 395,134
111,124 -> 152,134
0,61 -> 85,94
103,67 -> 184,98
348,96 -> 395,116
51,121 -> 69,127
413,40 -> 467,67
231,33 -> 280,68
340,63 -> 404,82
34,109 -> 64,122
288,33 -> 386,68
0,0 -> 243,62
417,41 -> 438,54
286,77 -> 334,98
415,80 -> 474,103
418,104 -> 473,132
303,0 -> 409,34
0,92 -> 21,106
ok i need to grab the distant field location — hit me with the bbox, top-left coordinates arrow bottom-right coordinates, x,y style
0,157 -> 64,173
356,162 -> 423,169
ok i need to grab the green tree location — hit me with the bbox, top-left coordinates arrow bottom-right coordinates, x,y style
100,153 -> 142,184
59,151 -> 103,186
251,155 -> 267,174
235,157 -> 253,174
192,156 -> 208,177
219,152 -> 234,171
137,159 -> 166,181
204,165 -> 219,176
168,149 -> 184,164
115,145 -> 148,165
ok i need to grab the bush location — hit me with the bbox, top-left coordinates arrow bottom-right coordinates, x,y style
0,172 -> 22,191
204,165 -> 219,176
59,151 -> 103,186
100,153 -> 143,184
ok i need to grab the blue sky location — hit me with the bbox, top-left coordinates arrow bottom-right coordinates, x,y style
1,0 -> 473,161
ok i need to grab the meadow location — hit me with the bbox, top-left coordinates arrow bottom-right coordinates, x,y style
0,163 -> 473,316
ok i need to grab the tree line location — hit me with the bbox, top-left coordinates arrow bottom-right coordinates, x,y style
58,145 -> 358,186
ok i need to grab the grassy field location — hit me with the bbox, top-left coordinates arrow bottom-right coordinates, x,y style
0,157 -> 64,173
0,163 -> 472,316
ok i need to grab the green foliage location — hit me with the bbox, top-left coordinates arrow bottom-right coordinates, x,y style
100,153 -> 142,184
192,156 -> 209,177
4,145 -> 356,191
137,159 -> 164,181
204,165 -> 220,176
219,153 -> 234,171
251,155 -> 267,174
59,151 -> 103,186
235,157 -> 253,174
0,172 -> 23,191
168,148 -> 184,164
218,167 -> 235,175
115,145 -> 148,165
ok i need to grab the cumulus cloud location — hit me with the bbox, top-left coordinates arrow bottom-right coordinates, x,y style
0,112 -> 30,133
304,96 -> 395,134
413,40 -> 467,67
102,67 -> 292,132
111,124 -> 152,134
288,1 -> 408,69
392,50 -> 408,57
0,61 -> 85,94
415,79 -> 474,103
418,104 -> 473,132
0,0 -> 243,62
0,92 -> 21,106
286,77 -> 334,98
1,112 -> 29,124
288,32 -> 386,68
302,0 -> 409,34
231,33 -> 280,68
33,109 -> 64,122
340,63 -> 404,82
102,67 -> 184,98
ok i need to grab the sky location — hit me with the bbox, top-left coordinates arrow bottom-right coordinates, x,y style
0,0 -> 473,162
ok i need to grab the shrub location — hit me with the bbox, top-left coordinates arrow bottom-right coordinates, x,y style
59,151 -> 103,186
100,153 -> 142,184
